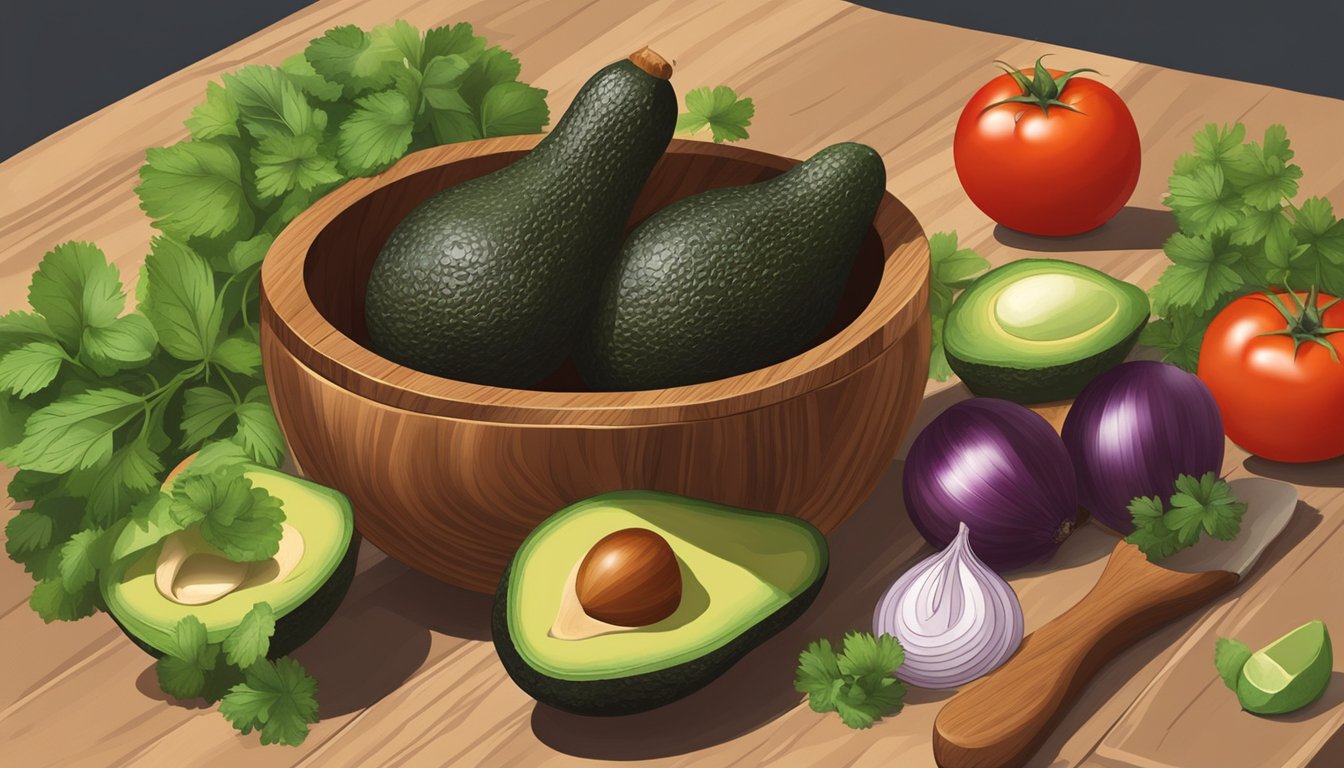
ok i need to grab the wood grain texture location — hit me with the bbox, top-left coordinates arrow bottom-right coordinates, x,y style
4,0 -> 1344,765
259,137 -> 931,592
932,542 -> 1239,768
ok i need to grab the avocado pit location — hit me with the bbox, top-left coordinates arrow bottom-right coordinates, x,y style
577,528 -> 682,626
154,523 -> 305,606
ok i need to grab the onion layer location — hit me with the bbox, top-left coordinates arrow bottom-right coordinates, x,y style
903,398 -> 1078,572
874,522 -> 1023,689
1061,360 -> 1224,533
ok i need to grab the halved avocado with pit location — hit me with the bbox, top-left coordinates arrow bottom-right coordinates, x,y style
101,465 -> 359,658
492,491 -> 828,715
944,259 -> 1150,403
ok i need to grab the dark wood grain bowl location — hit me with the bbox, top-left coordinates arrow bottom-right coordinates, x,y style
259,135 -> 931,593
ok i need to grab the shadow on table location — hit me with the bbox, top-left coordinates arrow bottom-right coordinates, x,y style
1244,455 -> 1344,489
993,206 -> 1177,252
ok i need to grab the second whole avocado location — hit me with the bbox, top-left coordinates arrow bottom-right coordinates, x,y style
578,142 -> 886,391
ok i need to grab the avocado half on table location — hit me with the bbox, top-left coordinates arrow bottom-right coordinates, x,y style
492,492 -> 829,715
101,461 -> 359,658
943,259 -> 1150,404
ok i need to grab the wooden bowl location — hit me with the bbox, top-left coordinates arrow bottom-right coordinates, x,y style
260,136 -> 930,593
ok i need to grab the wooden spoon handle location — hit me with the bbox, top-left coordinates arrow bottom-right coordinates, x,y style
932,541 -> 1238,768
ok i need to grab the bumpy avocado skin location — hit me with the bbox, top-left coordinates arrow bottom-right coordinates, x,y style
491,563 -> 826,716
946,323 -> 1145,404
577,142 -> 886,391
365,60 -> 677,387
111,532 -> 361,660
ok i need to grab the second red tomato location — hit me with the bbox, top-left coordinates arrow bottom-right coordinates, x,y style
954,60 -> 1141,236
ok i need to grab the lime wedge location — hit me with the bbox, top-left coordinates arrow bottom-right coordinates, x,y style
1236,620 -> 1333,715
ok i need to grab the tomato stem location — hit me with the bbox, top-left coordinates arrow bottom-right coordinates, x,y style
983,55 -> 1100,116
1258,285 -> 1344,363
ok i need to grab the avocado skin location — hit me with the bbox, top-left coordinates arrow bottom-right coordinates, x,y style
491,563 -> 826,715
112,532 -> 361,660
365,60 -> 676,388
946,322 -> 1145,404
577,142 -> 886,391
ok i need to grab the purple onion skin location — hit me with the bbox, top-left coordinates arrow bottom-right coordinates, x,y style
1061,360 -> 1224,534
903,398 -> 1078,572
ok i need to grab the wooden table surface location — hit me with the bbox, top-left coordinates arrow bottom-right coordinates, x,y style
3,0 -> 1343,765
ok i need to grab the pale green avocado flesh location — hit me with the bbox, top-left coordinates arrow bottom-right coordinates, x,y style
944,259 -> 1149,403
505,492 -> 828,682
101,467 -> 355,652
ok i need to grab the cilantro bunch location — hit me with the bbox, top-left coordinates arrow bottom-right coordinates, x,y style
794,632 -> 907,729
1124,472 -> 1247,561
1143,123 -> 1344,370
926,231 -> 990,381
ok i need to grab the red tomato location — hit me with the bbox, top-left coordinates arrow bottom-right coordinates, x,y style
954,62 -> 1141,236
1198,290 -> 1344,463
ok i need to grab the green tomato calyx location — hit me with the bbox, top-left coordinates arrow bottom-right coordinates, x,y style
984,55 -> 1099,117
1259,285 -> 1344,362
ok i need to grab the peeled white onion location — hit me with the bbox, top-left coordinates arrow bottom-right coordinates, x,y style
873,522 -> 1023,688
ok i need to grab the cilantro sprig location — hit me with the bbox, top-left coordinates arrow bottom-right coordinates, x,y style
927,231 -> 990,381
1125,472 -> 1247,561
794,632 -> 907,729
675,86 -> 754,143
1144,123 -> 1344,370
1,18 -> 548,747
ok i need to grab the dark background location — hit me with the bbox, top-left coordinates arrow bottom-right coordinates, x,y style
4,0 -> 1342,160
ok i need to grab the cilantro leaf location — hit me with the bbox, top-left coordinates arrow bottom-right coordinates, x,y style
251,133 -> 343,200
305,25 -> 400,93
1149,233 -> 1243,314
371,20 -> 423,71
186,82 -> 241,140
423,23 -> 485,63
169,467 -> 285,562
85,438 -> 164,526
137,140 -> 248,240
1164,164 -> 1242,236
1214,637 -> 1252,690
479,82 -> 550,137
223,603 -> 276,668
1166,472 -> 1246,544
1190,123 -> 1246,175
142,237 -> 220,362
459,47 -> 523,107
57,528 -> 110,592
926,231 -> 988,382
156,615 -> 221,700
27,241 -> 124,350
1290,197 -> 1344,295
221,65 -> 318,141
676,86 -> 754,143
1125,495 -> 1185,560
180,386 -> 237,448
420,54 -> 471,112
28,577 -> 99,623
5,508 -> 58,555
211,336 -> 262,376
337,91 -> 414,175
1138,306 -> 1208,372
233,391 -> 285,467
2,388 -> 144,474
81,314 -> 157,371
219,657 -> 319,746
794,632 -> 905,729
226,233 -> 275,274
0,342 -> 66,397
0,311 -> 58,354
279,53 -> 343,103
1223,125 -> 1302,210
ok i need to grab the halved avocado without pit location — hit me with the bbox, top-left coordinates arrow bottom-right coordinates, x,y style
101,461 -> 359,659
492,491 -> 829,715
944,259 -> 1150,403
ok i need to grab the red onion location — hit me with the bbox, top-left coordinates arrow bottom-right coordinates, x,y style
874,522 -> 1023,688
903,398 -> 1078,571
1061,360 -> 1224,533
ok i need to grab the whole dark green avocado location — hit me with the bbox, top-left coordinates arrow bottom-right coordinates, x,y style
364,49 -> 677,387
577,142 -> 886,391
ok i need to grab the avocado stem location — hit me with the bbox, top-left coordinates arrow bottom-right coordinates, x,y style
628,47 -> 673,80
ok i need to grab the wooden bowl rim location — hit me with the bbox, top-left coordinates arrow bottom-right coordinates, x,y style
260,135 -> 930,426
